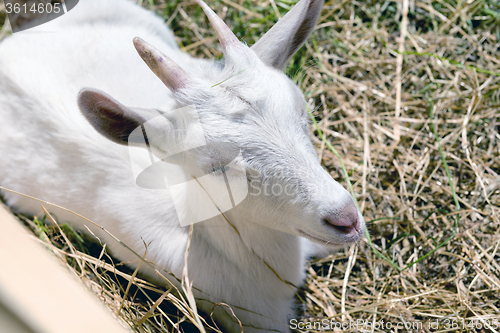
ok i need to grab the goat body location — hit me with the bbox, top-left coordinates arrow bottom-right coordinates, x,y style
0,0 -> 365,331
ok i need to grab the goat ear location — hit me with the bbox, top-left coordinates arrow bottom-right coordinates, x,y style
251,0 -> 323,70
78,88 -> 164,146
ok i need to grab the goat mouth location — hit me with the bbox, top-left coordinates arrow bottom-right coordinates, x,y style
297,229 -> 342,246
297,228 -> 361,246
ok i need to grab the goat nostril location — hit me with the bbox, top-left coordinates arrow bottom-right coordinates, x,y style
323,202 -> 362,235
323,220 -> 353,233
323,218 -> 357,234
322,205 -> 360,234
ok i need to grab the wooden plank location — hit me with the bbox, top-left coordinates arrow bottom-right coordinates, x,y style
0,205 -> 131,333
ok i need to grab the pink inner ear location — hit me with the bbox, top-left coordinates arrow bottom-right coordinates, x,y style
78,88 -> 144,145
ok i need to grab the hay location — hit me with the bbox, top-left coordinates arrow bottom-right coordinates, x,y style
1,0 -> 499,332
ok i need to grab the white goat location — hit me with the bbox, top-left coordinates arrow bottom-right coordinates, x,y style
0,0 -> 365,331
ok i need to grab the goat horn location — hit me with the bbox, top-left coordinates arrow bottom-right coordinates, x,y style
133,37 -> 189,91
194,0 -> 242,55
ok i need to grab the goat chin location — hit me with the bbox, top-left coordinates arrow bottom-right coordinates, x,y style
0,0 -> 365,332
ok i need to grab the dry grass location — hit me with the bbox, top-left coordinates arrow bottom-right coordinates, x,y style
1,0 -> 499,332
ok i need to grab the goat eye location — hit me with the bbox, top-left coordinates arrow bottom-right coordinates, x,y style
209,165 -> 230,176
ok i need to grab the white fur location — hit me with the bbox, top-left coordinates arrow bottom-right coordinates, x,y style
0,0 -> 365,332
